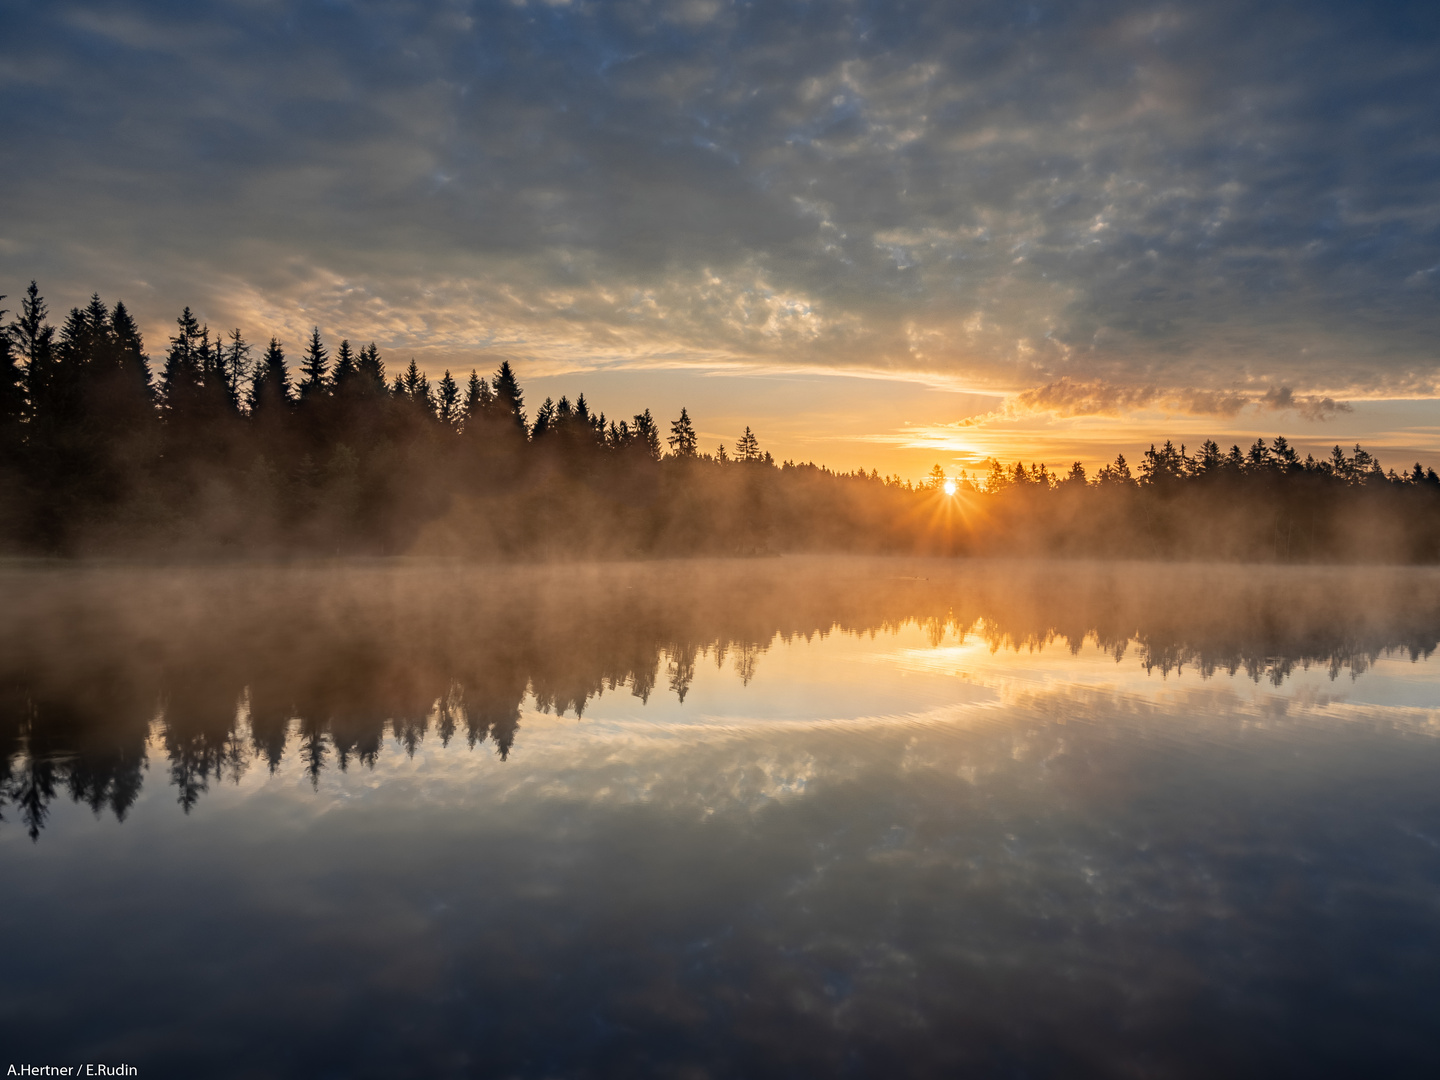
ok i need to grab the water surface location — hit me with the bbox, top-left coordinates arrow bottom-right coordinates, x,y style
3,558 -> 1440,1077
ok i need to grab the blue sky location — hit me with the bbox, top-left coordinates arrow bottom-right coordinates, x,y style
2,0 -> 1438,475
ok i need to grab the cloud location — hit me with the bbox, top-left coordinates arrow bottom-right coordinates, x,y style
1260,387 -> 1355,422
1001,378 -> 1250,420
949,378 -> 1353,425
2,0 -> 1438,401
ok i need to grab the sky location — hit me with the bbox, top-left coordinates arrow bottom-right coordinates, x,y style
2,0 -> 1438,479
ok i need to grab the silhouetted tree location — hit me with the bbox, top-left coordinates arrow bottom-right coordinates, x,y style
531,396 -> 556,440
358,343 -> 386,394
221,329 -> 252,411
402,359 -> 430,414
463,369 -> 490,427
331,339 -> 358,395
491,361 -> 526,435
158,307 -> 207,420
298,327 -> 329,402
735,426 -> 760,462
632,409 -> 661,460
668,408 -> 698,457
250,337 -> 292,416
436,370 -> 461,430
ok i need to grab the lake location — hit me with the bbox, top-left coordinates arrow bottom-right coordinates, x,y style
3,558 -> 1439,1077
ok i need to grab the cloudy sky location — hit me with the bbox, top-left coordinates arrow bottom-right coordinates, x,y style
2,0 -> 1438,477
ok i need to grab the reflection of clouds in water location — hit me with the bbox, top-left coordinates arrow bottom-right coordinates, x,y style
11,613 -> 1440,1074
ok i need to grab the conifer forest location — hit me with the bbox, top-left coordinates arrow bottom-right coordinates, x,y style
3,282 -> 1438,561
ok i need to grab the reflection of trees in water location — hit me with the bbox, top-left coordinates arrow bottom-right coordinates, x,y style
4,560 -> 1440,837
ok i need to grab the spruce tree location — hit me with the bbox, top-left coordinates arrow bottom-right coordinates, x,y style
110,303 -> 149,389
462,369 -> 491,429
220,329 -> 251,411
667,407 -> 698,457
402,359 -> 431,412
159,307 -> 205,419
250,337 -> 292,415
104,301 -> 156,434
436,370 -> 461,429
10,282 -> 53,369
1196,439 -> 1223,474
531,397 -> 556,439
735,426 -> 760,462
332,339 -> 357,393
358,343 -> 386,394
298,327 -> 329,400
11,282 -> 55,425
490,361 -> 526,434
632,409 -> 661,459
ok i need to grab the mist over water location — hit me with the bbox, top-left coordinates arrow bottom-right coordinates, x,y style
4,557 -> 1440,1076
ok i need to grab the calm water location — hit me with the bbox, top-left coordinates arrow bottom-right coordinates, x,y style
3,558 -> 1440,1077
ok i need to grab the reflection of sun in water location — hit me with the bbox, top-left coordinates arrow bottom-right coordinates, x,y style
943,479 -> 957,496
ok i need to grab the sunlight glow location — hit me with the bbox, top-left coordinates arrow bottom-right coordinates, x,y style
943,479 -> 958,496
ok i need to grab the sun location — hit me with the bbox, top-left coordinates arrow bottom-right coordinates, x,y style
942,479 -> 958,496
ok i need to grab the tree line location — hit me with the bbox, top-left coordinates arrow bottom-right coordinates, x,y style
3,281 -> 1438,559
0,283 -> 934,555
967,436 -> 1440,561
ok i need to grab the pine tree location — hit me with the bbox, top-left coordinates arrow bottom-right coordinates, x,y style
332,339 -> 357,394
735,426 -> 760,462
1096,453 -> 1134,486
402,359 -> 431,413
490,361 -> 526,434
159,307 -> 205,418
436,370 -> 461,429
10,281 -> 53,369
668,407 -> 698,457
632,409 -> 661,459
1195,440 -> 1223,474
462,369 -> 491,430
298,327 -> 329,400
1271,436 -> 1300,471
358,343 -> 386,394
221,329 -> 251,411
531,397 -> 556,439
250,337 -> 292,415
983,459 -> 1009,493
11,282 -> 55,425
104,300 -> 155,429
52,303 -> 98,425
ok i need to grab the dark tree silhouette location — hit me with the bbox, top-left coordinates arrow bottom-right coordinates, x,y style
298,327 -> 329,402
735,426 -> 760,462
3,279 -> 1440,563
251,337 -> 292,415
668,407 -> 698,457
